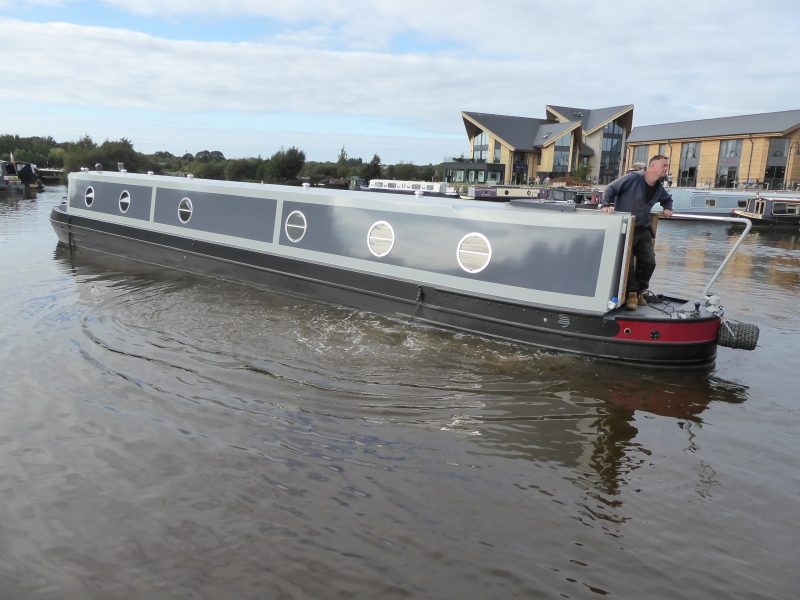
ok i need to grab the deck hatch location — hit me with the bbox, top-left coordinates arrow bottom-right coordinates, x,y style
457,233 -> 492,273
178,198 -> 193,223
367,221 -> 395,257
285,210 -> 307,242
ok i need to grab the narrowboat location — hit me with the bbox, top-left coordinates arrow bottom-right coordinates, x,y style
466,185 -> 539,201
365,179 -> 458,197
730,195 -> 800,228
652,188 -> 756,216
50,170 -> 760,368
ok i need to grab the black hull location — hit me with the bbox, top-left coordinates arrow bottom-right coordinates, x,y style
51,206 -> 718,368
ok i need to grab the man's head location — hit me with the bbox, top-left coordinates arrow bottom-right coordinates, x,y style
647,155 -> 669,180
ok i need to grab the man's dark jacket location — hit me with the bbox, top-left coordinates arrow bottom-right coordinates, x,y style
602,171 -> 673,230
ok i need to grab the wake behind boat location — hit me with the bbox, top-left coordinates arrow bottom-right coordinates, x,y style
50,169 -> 760,367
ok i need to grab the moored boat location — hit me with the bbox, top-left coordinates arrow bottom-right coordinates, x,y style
730,195 -> 800,228
50,170 -> 760,367
365,179 -> 458,197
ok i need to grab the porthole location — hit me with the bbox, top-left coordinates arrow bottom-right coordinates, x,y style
84,186 -> 94,207
178,197 -> 193,223
119,190 -> 130,213
285,210 -> 307,242
367,221 -> 394,257
457,232 -> 492,273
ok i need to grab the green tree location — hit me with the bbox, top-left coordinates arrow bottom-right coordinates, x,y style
361,154 -> 382,183
192,162 -> 226,180
225,157 -> 261,182
257,146 -> 306,183
336,145 -> 350,178
394,161 -> 416,180
572,162 -> 592,183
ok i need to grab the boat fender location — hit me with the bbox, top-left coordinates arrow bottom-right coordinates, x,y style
717,320 -> 759,351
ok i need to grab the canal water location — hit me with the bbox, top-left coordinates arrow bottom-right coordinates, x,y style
1,186 -> 798,599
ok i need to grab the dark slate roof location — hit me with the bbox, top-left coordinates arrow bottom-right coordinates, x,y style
463,112 -> 553,150
532,121 -> 578,147
547,104 -> 632,132
463,112 -> 579,149
627,109 -> 800,143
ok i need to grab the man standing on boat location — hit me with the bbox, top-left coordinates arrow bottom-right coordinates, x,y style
602,155 -> 674,311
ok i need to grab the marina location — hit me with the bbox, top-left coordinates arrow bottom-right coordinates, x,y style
2,185 -> 800,599
51,170 -> 761,367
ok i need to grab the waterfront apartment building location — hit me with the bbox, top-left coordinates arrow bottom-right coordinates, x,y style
625,110 -> 800,189
444,104 -> 633,186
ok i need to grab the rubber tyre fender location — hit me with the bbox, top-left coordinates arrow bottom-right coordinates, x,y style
718,321 -> 759,351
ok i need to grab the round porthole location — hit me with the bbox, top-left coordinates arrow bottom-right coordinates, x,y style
84,186 -> 94,207
457,233 -> 492,273
178,197 -> 193,223
119,190 -> 130,213
285,210 -> 307,242
367,221 -> 394,257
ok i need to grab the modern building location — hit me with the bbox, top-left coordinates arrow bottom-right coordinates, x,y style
625,110 -> 800,189
443,104 -> 633,186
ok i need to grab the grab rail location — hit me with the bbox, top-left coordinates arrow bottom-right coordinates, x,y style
663,214 -> 752,297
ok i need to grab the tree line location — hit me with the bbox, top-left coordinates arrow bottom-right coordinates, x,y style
1,135 -> 442,185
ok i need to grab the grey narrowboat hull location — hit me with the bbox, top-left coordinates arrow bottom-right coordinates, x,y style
50,172 -> 723,367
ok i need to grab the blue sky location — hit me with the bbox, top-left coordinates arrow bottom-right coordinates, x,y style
2,0 -> 799,163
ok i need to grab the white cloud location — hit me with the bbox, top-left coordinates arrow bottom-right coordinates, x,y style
1,1 -> 799,160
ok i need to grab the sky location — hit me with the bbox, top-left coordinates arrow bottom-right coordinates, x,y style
1,0 -> 799,163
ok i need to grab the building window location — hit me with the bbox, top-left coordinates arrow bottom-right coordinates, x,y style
555,133 -> 571,148
658,144 -> 667,156
455,170 -> 465,183
603,121 -> 624,135
493,142 -> 501,163
682,142 -> 699,159
632,146 -> 649,167
474,130 -> 488,147
716,139 -> 743,188
513,151 -> 529,164
477,170 -> 485,183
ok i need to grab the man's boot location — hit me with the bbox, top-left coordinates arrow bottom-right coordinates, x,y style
637,292 -> 647,306
625,292 -> 638,311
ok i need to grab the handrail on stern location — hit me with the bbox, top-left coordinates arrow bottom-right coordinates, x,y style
662,214 -> 752,297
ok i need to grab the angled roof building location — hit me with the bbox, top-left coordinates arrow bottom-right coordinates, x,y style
445,104 -> 633,186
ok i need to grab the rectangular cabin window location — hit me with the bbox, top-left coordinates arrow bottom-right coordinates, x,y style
412,183 -> 421,190
373,182 -> 383,187
787,204 -> 799,215
388,182 -> 396,188
426,184 -> 433,190
705,198 -> 716,207
738,199 -> 747,208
